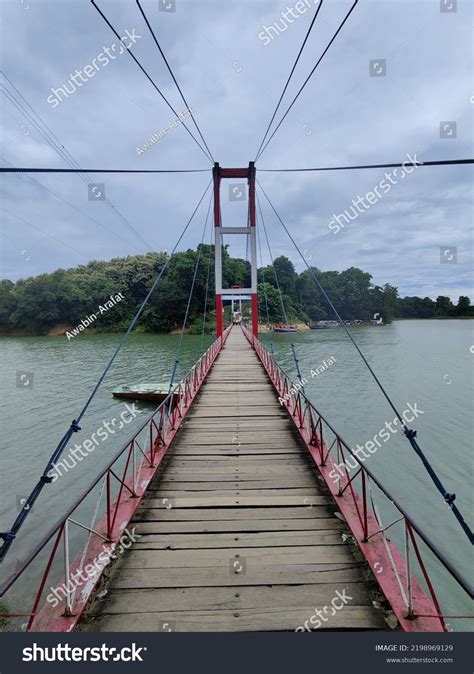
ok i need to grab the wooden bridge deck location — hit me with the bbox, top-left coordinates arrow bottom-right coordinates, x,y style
81,328 -> 385,632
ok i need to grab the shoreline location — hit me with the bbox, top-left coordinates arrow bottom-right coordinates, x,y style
0,316 -> 472,338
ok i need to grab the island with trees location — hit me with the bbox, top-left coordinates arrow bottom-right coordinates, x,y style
0,246 -> 471,336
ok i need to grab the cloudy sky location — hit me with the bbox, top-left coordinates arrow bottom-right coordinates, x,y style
0,0 -> 472,301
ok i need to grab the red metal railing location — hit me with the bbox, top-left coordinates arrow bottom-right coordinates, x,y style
242,324 -> 473,633
0,327 -> 231,632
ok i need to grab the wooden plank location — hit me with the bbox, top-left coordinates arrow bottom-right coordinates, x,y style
177,428 -> 297,436
183,424 -> 287,430
148,484 -> 320,493
132,506 -> 338,531
192,394 -> 277,399
149,478 -> 321,489
133,531 -> 345,549
145,489 -> 322,498
159,466 -> 314,474
167,457 -> 312,466
133,506 -> 334,521
188,411 -> 288,419
159,467 -> 315,476
87,583 -> 372,615
179,422 -> 294,431
147,471 -> 316,483
143,489 -> 325,499
163,455 -> 309,463
134,519 -> 342,534
87,606 -> 384,632
121,546 -> 352,569
136,495 -> 327,508
158,473 -> 317,483
108,564 -> 364,590
168,447 -> 302,454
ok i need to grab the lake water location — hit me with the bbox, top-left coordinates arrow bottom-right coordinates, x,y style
0,320 -> 472,629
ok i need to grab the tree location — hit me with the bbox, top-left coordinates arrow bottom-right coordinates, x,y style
456,296 -> 471,317
295,268 -> 325,322
396,296 -> 436,319
0,250 -> 469,335
378,283 -> 399,323
0,280 -> 16,329
273,256 -> 297,298
339,267 -> 373,319
435,296 -> 455,317
257,282 -> 285,322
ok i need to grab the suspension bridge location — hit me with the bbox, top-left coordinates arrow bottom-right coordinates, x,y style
0,0 -> 473,634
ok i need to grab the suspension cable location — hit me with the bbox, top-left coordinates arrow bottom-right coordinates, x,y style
136,0 -> 215,163
254,0 -> 324,161
256,216 -> 274,357
257,180 -> 473,545
91,0 -> 213,165
0,157 -> 143,253
0,179 -> 212,562
0,167 -> 210,174
168,194 -> 213,392
0,208 -> 83,256
256,0 -> 359,162
256,191 -> 304,386
0,77 -> 158,250
245,202 -> 250,265
258,158 -> 474,172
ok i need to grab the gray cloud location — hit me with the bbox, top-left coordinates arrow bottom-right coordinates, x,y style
0,0 -> 472,301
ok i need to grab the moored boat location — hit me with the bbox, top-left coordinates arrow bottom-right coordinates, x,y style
112,383 -> 178,404
272,324 -> 298,333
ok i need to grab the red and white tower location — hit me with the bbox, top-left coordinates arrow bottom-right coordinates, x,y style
213,162 -> 258,339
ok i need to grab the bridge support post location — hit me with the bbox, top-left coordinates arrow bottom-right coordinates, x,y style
251,294 -> 258,339
213,163 -> 223,339
216,294 -> 223,339
248,161 -> 258,339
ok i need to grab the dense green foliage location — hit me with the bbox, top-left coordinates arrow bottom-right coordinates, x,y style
0,248 -> 471,335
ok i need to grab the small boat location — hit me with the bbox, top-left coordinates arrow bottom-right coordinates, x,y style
272,324 -> 298,333
112,383 -> 178,404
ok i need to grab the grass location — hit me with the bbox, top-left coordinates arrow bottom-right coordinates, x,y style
0,601 -> 12,631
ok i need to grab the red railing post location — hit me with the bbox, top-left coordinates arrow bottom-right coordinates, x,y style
362,471 -> 369,541
110,443 -> 135,533
106,471 -> 112,541
406,522 -> 447,631
26,524 -> 65,631
150,420 -> 156,463
319,419 -> 325,464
